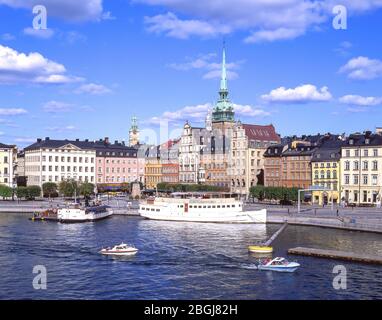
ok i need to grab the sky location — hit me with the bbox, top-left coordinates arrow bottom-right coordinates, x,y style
0,0 -> 382,148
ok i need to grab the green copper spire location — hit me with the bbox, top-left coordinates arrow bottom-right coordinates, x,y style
212,43 -> 235,123
131,116 -> 138,131
220,44 -> 228,93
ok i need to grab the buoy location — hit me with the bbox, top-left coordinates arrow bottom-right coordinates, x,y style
248,245 -> 273,253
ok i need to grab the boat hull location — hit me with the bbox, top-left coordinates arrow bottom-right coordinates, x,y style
100,250 -> 138,256
248,246 -> 273,253
57,208 -> 113,223
258,262 -> 300,273
139,209 -> 266,224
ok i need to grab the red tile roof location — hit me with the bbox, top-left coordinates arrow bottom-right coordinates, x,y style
242,124 -> 280,142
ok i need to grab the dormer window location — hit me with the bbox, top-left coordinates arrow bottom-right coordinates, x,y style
349,139 -> 354,145
365,138 -> 370,145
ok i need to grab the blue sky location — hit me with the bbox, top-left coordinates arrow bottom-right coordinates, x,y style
0,0 -> 382,147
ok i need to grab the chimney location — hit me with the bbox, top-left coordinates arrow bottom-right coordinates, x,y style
45,137 -> 50,141
115,140 -> 118,145
104,137 -> 109,144
76,138 -> 80,142
37,138 -> 42,143
85,139 -> 89,142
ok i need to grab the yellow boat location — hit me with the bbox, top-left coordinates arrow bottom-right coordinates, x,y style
248,245 -> 273,253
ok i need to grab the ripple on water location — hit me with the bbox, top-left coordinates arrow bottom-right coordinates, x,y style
0,214 -> 381,299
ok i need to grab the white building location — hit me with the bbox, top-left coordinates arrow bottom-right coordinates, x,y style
0,143 -> 17,187
340,132 -> 382,205
178,122 -> 205,184
24,138 -> 96,187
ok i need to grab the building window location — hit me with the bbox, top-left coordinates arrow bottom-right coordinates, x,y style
363,175 -> 368,185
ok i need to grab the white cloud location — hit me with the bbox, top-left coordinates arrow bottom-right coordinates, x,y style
14,137 -> 36,143
339,56 -> 382,80
1,33 -> 15,41
169,53 -> 243,80
75,83 -> 112,95
45,125 -> 76,132
0,108 -> 27,115
233,104 -> 271,117
23,27 -> 55,39
339,95 -> 382,106
43,101 -> 73,113
245,27 -> 305,43
0,0 -> 104,22
144,12 -> 230,39
102,11 -> 116,20
139,0 -> 382,42
262,84 -> 332,103
147,102 -> 269,125
0,45 -> 83,84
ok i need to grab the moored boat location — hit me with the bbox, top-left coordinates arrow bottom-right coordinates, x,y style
257,257 -> 300,272
100,243 -> 138,256
57,203 -> 113,223
139,192 -> 266,223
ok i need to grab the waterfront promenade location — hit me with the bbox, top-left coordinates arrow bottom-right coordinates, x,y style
1,199 -> 382,233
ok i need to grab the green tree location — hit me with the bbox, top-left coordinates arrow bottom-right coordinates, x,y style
15,186 -> 28,200
59,179 -> 78,198
79,182 -> 95,198
0,184 -> 13,199
26,186 -> 41,199
42,182 -> 57,199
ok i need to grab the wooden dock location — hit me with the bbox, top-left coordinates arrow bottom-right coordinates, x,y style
288,247 -> 382,265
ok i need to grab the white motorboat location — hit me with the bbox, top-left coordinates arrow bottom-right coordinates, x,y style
57,203 -> 113,223
257,257 -> 300,272
139,192 -> 266,223
100,243 -> 138,256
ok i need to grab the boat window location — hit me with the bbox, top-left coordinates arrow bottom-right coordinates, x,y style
189,205 -> 193,208
239,204 -> 241,207
151,208 -> 155,211
146,208 -> 149,211
208,206 -> 211,208
232,205 -> 235,208
227,205 -> 230,208
198,206 -> 202,208
222,205 -> 225,208
180,205 -> 183,208
212,206 -> 216,208
156,209 -> 160,212
203,206 -> 206,208
217,205 -> 221,208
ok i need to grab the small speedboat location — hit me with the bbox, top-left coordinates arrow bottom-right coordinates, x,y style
100,243 -> 138,256
248,245 -> 273,253
257,257 -> 300,272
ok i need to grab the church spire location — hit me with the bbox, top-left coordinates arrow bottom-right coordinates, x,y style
220,42 -> 228,93
212,42 -> 234,123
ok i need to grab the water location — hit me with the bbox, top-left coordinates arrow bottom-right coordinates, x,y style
0,213 -> 382,299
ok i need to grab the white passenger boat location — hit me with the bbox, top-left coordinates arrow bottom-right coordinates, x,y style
139,192 -> 266,223
100,243 -> 138,256
257,257 -> 300,272
57,203 -> 113,223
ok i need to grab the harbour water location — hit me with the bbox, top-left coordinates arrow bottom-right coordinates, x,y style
0,213 -> 381,300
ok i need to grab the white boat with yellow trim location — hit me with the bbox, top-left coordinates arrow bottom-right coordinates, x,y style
139,192 -> 266,223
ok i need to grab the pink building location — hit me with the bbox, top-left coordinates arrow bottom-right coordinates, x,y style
95,138 -> 144,185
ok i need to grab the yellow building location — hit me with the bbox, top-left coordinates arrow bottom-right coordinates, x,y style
144,145 -> 162,190
311,141 -> 342,205
0,143 -> 17,187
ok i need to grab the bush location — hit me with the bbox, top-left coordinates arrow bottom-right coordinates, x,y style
27,186 -> 42,199
79,182 -> 95,197
0,184 -> 13,199
42,182 -> 58,198
59,179 -> 78,197
249,186 -> 299,202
